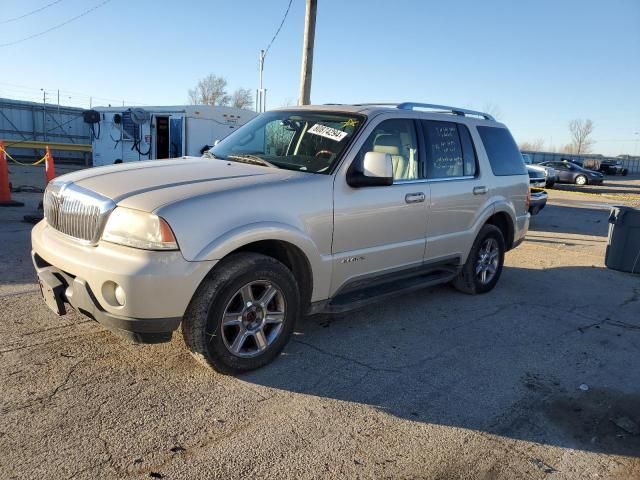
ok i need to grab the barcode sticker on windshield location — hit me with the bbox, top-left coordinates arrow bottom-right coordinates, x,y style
308,124 -> 348,142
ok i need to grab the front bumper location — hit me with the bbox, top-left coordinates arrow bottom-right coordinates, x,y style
31,221 -> 216,342
34,260 -> 180,343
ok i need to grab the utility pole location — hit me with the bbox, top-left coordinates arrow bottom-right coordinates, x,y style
256,49 -> 266,112
298,0 -> 317,105
40,89 -> 47,141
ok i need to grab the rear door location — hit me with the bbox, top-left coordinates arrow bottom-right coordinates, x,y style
420,120 -> 486,262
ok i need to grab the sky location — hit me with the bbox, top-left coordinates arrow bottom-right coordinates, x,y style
1,0 -> 639,156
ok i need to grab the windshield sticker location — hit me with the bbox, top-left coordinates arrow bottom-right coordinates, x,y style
308,124 -> 348,142
341,118 -> 359,129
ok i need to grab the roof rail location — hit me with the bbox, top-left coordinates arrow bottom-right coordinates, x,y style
396,102 -> 495,121
329,102 -> 496,121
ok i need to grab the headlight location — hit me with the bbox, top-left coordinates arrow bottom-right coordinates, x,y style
102,207 -> 178,250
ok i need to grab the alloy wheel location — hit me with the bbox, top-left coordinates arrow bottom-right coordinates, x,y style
475,238 -> 500,285
220,280 -> 286,358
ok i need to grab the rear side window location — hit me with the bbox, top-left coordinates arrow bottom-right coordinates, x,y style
421,121 -> 477,178
477,126 -> 526,176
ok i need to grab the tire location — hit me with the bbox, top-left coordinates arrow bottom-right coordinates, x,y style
182,252 -> 300,374
622,169 -> 628,176
452,224 -> 505,295
575,175 -> 587,186
545,179 -> 555,188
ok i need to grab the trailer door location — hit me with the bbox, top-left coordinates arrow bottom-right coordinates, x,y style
169,117 -> 184,158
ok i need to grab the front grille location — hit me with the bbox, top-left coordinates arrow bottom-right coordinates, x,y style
43,182 -> 115,243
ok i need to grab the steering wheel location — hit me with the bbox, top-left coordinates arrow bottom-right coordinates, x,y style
315,149 -> 334,159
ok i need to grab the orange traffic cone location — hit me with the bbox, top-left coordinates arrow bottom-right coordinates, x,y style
45,146 -> 56,184
0,141 -> 24,207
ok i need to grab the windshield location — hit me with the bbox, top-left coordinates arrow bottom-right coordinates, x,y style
206,110 -> 365,174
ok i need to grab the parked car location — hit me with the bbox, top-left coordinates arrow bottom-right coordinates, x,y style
539,160 -> 604,185
529,188 -> 547,215
522,153 -> 557,187
32,102 -> 530,373
583,158 -> 628,176
527,166 -> 546,188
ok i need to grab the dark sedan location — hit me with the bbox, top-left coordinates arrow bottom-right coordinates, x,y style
539,161 -> 604,185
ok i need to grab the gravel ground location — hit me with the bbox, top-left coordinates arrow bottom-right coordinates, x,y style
1,176 -> 639,479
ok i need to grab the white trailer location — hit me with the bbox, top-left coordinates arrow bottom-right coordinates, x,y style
89,105 -> 257,166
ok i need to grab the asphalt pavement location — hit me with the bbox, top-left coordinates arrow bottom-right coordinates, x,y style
1,178 -> 639,479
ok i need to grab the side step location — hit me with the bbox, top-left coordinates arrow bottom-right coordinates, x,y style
316,268 -> 459,315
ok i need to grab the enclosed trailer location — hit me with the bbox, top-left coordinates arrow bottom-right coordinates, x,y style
89,105 -> 257,166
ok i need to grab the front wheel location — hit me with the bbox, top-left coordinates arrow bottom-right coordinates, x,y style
575,174 -> 587,185
182,253 -> 300,374
453,224 -> 505,295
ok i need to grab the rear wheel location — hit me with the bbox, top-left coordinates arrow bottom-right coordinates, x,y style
182,253 -> 300,374
453,224 -> 505,295
575,174 -> 587,185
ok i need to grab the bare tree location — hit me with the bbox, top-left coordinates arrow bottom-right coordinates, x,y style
188,74 -> 231,106
482,102 -> 502,120
231,88 -> 253,109
568,119 -> 595,154
519,138 -> 545,151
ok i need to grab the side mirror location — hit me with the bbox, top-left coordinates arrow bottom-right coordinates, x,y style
347,152 -> 394,187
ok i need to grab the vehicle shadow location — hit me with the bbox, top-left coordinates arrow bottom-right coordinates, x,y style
242,264 -> 640,457
529,203 -> 610,237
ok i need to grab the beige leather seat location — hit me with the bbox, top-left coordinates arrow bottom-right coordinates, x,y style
373,134 -> 416,180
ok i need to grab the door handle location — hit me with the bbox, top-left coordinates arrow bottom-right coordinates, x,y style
405,192 -> 425,204
473,186 -> 488,195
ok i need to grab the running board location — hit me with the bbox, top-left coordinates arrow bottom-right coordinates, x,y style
310,268 -> 459,315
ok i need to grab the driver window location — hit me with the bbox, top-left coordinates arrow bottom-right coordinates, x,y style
356,119 -> 420,181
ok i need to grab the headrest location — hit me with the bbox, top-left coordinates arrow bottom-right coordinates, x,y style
373,134 -> 401,156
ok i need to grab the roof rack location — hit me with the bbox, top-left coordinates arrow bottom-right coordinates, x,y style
349,102 -> 495,121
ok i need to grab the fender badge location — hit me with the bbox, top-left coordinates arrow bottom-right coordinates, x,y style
340,256 -> 365,264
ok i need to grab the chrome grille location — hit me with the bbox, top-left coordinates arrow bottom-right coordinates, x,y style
43,182 -> 115,244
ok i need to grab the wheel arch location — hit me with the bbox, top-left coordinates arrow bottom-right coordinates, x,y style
193,223 -> 329,308
485,211 -> 515,251
230,240 -> 313,312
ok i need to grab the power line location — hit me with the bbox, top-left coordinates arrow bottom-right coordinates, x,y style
0,0 -> 65,25
264,0 -> 293,57
0,0 -> 112,47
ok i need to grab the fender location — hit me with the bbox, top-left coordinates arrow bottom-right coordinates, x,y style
193,221 -> 332,302
460,200 -> 516,263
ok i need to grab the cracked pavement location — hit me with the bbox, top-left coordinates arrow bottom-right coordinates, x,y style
1,180 -> 640,479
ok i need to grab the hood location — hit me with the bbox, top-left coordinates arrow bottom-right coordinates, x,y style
56,156 -> 305,212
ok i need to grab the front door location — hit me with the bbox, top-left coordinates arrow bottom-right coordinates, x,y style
331,118 -> 428,296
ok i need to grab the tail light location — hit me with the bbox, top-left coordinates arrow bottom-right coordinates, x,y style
525,189 -> 531,212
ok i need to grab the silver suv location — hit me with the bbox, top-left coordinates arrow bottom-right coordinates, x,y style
32,102 -> 530,373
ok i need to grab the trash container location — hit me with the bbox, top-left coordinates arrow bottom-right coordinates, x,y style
605,206 -> 640,274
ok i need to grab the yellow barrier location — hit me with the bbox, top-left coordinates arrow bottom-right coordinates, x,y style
0,140 -> 91,153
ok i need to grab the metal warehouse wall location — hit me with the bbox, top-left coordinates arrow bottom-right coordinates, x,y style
0,98 -> 90,164
521,150 -> 640,174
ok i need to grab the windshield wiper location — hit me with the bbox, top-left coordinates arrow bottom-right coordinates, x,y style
227,154 -> 278,169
